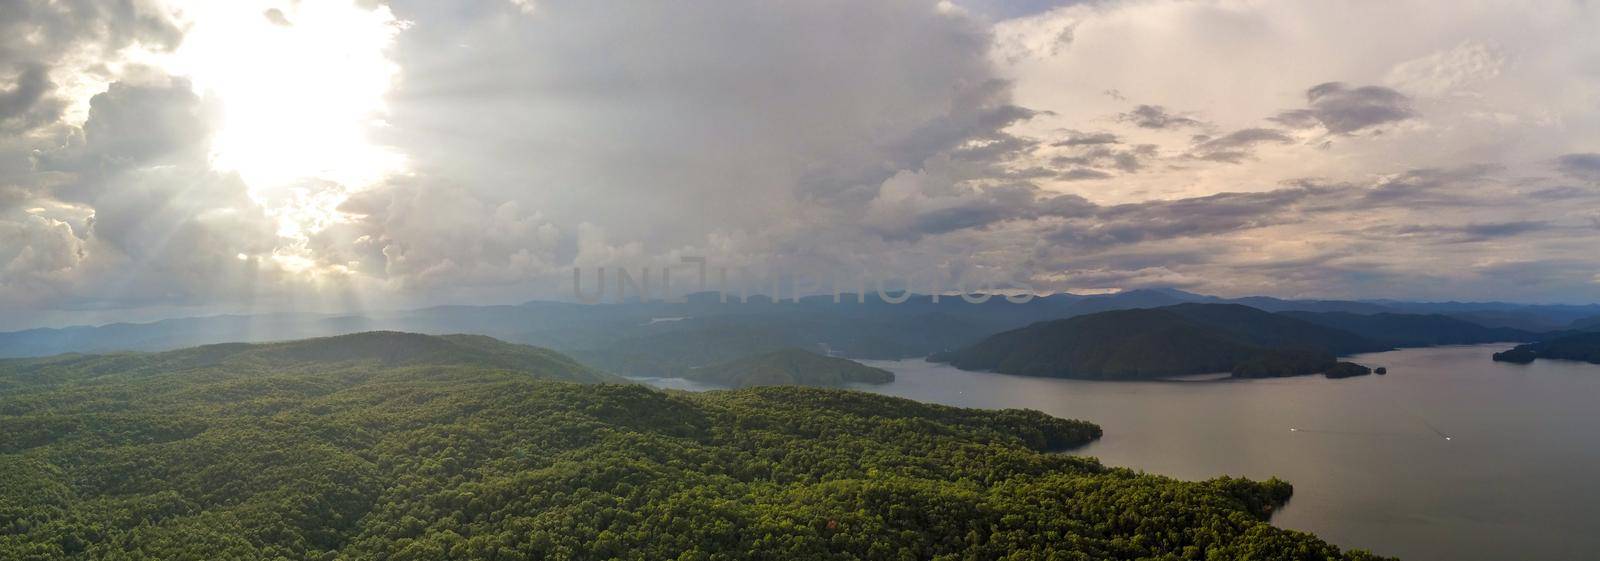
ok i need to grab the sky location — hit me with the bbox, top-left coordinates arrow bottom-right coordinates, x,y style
1,0 -> 1599,329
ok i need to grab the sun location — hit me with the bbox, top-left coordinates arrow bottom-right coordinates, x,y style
149,0 -> 410,269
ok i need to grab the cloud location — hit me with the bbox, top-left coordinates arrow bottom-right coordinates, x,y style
374,0 -> 1025,264
1188,128 -> 1295,163
1053,187 -> 1316,247
1052,130 -> 1120,146
0,63 -> 60,133
0,0 -> 182,63
322,177 -> 564,290
1059,167 -> 1112,181
1049,143 -> 1156,173
1556,153 -> 1600,182
1274,82 -> 1415,135
38,77 -> 211,182
1385,220 -> 1553,243
9,0 -> 1600,324
263,8 -> 292,27
0,212 -> 86,301
1117,104 -> 1203,129
1385,41 -> 1505,97
0,65 -> 285,314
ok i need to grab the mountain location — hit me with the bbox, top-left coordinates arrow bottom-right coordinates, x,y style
1228,296 -> 1395,314
1569,315 -> 1600,331
1492,332 -> 1600,365
1282,311 -> 1541,347
1161,304 -> 1383,355
685,348 -> 894,388
0,337 -> 1386,560
0,313 -> 360,358
0,331 -> 622,387
1363,300 -> 1600,332
930,304 -> 1386,380
4,288 -> 1593,376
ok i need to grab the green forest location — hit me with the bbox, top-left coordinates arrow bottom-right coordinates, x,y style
0,332 -> 1388,560
931,305 -> 1382,380
685,348 -> 895,388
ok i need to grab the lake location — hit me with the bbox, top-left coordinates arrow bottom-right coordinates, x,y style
635,344 -> 1600,561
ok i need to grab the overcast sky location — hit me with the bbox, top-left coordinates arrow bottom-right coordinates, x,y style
2,0 -> 1599,328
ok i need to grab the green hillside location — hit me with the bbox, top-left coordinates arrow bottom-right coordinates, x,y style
0,331 -> 620,392
0,333 -> 1387,560
686,348 -> 895,388
932,304 -> 1385,379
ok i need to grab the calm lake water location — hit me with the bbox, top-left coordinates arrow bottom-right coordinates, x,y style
635,344 -> 1600,561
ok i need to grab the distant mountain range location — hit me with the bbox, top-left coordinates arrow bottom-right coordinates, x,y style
2,289 -> 1594,377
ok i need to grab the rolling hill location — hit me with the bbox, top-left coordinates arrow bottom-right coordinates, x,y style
1281,311 -> 1541,347
930,304 -> 1387,380
0,335 -> 1387,560
684,348 -> 895,388
0,331 -> 622,390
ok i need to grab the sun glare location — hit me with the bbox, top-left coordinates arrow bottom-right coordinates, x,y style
150,1 -> 409,271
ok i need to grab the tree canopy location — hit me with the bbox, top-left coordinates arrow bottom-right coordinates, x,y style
0,332 -> 1388,560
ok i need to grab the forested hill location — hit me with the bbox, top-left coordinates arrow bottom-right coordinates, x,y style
686,348 -> 895,388
1281,311 -> 1541,347
932,304 -> 1388,379
0,337 -> 1389,560
0,331 -> 622,390
1492,331 -> 1600,364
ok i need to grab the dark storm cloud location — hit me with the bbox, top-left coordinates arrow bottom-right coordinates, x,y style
1555,153 -> 1600,182
1274,82 -> 1415,134
1116,104 -> 1203,129
1188,128 -> 1294,163
0,63 -> 59,132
